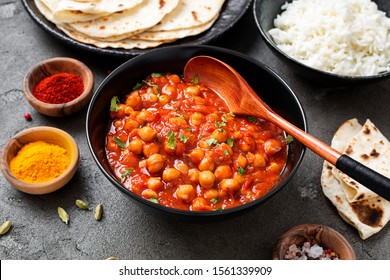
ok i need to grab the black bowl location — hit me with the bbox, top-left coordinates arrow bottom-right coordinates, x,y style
86,45 -> 307,220
253,0 -> 390,86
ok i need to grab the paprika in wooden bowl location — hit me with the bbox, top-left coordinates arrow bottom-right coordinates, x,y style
0,126 -> 79,194
23,57 -> 94,117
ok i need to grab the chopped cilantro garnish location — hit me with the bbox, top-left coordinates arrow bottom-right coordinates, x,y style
167,130 -> 176,150
285,135 -> 294,145
178,134 -> 189,143
133,82 -> 142,90
221,116 -> 228,123
120,168 -> 134,183
223,149 -> 229,156
229,112 -> 235,118
151,73 -> 162,78
185,128 -> 192,132
247,116 -> 257,123
149,197 -> 159,204
142,80 -> 160,94
110,96 -> 120,112
192,74 -> 199,85
216,120 -> 226,128
211,198 -> 218,204
226,137 -> 234,148
175,114 -> 185,119
206,137 -> 219,146
238,166 -> 246,176
113,136 -> 126,149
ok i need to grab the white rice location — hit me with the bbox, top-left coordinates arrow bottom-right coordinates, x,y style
268,0 -> 390,76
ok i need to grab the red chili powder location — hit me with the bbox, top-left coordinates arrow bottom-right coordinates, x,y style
33,72 -> 84,104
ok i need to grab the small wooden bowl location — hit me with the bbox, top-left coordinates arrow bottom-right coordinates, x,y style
0,126 -> 79,194
23,57 -> 94,117
273,224 -> 356,260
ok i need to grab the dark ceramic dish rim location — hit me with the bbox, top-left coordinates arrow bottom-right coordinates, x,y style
22,0 -> 252,57
86,45 -> 307,217
253,0 -> 390,81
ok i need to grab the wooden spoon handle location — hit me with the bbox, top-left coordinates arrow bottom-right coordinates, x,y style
336,155 -> 390,201
268,111 -> 390,200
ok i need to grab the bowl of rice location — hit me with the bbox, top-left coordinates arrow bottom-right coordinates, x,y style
254,0 -> 390,86
273,224 -> 356,260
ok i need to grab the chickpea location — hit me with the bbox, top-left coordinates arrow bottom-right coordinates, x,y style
185,85 -> 200,96
267,162 -> 282,174
233,173 -> 245,184
199,170 -> 215,189
204,189 -> 219,199
264,139 -> 283,155
190,112 -> 205,126
123,119 -> 139,131
141,189 -> 158,200
124,106 -> 133,116
214,165 -> 233,182
188,168 -> 200,184
146,86 -> 158,95
198,140 -> 209,149
147,177 -> 164,191
236,154 -> 247,168
162,84 -> 176,95
170,117 -> 187,127
158,95 -> 170,106
142,92 -> 158,103
176,184 -> 196,203
198,157 -> 215,171
192,197 -> 211,211
143,143 -> 159,157
175,161 -> 189,174
239,136 -> 255,152
136,110 -> 152,125
219,178 -> 241,192
162,168 -> 181,182
146,154 -> 164,173
189,147 -> 204,164
138,126 -> 156,142
253,154 -> 266,168
210,129 -> 228,143
128,138 -> 143,154
168,74 -> 181,84
126,91 -> 141,108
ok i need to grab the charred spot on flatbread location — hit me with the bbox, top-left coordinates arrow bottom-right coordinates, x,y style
351,201 -> 383,227
159,0 -> 166,9
370,149 -> 380,157
360,154 -> 369,160
357,194 -> 365,200
363,125 -> 371,135
345,146 -> 353,155
335,195 -> 343,204
191,11 -> 199,21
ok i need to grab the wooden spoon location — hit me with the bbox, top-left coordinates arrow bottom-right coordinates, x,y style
184,56 -> 390,200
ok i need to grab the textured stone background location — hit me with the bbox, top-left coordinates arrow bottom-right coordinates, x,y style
0,1 -> 389,260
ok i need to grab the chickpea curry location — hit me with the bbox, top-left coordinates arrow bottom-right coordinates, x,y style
105,73 -> 289,211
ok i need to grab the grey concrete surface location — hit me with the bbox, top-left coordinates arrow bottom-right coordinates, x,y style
1,1 -> 389,260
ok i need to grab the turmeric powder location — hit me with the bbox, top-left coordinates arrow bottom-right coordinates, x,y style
10,141 -> 70,183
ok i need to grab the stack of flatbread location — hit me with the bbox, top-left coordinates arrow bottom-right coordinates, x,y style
35,0 -> 225,49
321,119 -> 390,239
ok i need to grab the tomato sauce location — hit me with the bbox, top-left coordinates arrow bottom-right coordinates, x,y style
105,73 -> 288,211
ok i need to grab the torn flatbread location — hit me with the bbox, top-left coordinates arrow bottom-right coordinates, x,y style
321,119 -> 390,239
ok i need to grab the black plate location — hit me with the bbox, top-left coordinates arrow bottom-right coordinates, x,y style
22,0 -> 252,57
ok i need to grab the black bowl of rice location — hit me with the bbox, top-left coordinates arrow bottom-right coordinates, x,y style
254,0 -> 390,86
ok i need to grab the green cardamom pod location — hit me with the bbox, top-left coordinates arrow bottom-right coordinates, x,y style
75,199 -> 90,210
0,220 -> 12,235
58,207 -> 69,225
106,257 -> 119,260
95,204 -> 103,221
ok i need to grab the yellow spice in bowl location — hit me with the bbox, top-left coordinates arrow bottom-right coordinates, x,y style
10,141 -> 70,183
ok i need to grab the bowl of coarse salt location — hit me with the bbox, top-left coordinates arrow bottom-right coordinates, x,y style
273,224 -> 356,260
254,0 -> 390,86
